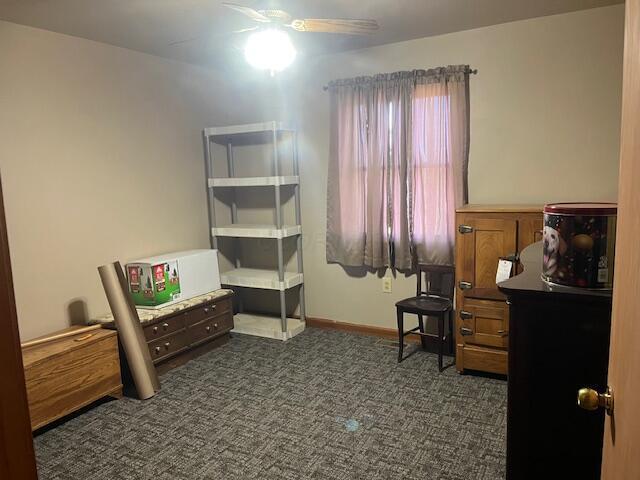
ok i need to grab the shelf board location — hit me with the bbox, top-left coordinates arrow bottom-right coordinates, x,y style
208,176 -> 299,188
220,268 -> 303,291
212,224 -> 301,239
204,121 -> 293,137
204,122 -> 294,145
231,313 -> 305,341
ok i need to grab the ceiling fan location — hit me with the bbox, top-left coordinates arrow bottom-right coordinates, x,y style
221,3 -> 380,35
224,3 -> 379,73
169,3 -> 379,74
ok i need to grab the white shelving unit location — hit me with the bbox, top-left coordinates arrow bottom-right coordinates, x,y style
203,121 -> 305,341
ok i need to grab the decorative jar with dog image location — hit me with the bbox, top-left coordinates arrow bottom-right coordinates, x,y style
542,203 -> 617,289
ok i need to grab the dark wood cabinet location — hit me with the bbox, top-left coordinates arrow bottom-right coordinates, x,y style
141,293 -> 234,366
100,291 -> 234,372
499,242 -> 612,479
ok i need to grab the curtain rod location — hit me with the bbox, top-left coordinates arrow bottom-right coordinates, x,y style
322,68 -> 478,91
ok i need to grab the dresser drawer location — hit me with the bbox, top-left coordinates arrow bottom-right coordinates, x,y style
143,315 -> 185,341
148,330 -> 188,362
183,298 -> 232,327
458,343 -> 507,375
188,313 -> 234,345
458,298 -> 509,349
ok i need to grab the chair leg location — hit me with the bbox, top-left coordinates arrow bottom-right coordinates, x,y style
448,310 -> 455,354
438,313 -> 445,372
397,309 -> 404,363
417,314 -> 427,350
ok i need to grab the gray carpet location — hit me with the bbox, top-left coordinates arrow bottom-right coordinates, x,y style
34,328 -> 507,480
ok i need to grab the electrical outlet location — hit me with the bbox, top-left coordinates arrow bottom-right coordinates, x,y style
382,277 -> 392,293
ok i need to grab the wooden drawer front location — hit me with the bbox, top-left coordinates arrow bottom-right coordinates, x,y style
459,298 -> 508,348
184,298 -> 232,327
188,313 -> 234,345
25,335 -> 121,430
143,315 -> 184,341
460,344 -> 507,375
148,330 -> 188,362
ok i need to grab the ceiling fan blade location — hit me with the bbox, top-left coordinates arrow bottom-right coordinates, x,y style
168,23 -> 258,46
233,26 -> 259,34
222,3 -> 271,23
289,18 -> 379,34
168,36 -> 201,46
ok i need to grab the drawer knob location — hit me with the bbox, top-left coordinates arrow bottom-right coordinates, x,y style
460,327 -> 473,336
458,224 -> 474,234
155,346 -> 161,354
206,326 -> 211,332
214,323 -> 219,329
497,329 -> 509,337
153,326 -> 158,334
459,281 -> 473,290
459,310 -> 472,320
164,342 -> 170,349
204,305 -> 216,314
162,322 -> 169,330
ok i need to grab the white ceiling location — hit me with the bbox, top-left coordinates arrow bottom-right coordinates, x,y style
0,0 -> 623,70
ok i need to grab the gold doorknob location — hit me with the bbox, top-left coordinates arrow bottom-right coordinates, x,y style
577,386 -> 614,415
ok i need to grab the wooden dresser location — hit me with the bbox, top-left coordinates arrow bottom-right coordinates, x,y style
94,289 -> 234,371
22,327 -> 122,430
143,293 -> 234,367
455,205 -> 543,375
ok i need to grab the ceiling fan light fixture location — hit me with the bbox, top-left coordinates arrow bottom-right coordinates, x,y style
244,29 -> 296,74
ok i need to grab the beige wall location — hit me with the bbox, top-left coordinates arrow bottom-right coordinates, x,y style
0,5 -> 625,340
0,21 -> 249,341
232,6 -> 624,330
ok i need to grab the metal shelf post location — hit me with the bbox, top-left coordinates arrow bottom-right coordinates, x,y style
203,133 -> 218,250
293,131 -> 305,322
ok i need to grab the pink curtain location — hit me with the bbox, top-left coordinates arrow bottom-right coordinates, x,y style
410,70 -> 469,264
326,67 -> 469,269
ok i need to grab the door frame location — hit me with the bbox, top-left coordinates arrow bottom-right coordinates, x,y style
0,176 -> 38,479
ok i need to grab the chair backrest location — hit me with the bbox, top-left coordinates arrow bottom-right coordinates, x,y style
416,264 -> 455,300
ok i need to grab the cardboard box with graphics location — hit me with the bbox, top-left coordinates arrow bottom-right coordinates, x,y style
126,250 -> 221,308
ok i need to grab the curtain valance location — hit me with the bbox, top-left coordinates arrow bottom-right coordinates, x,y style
326,65 -> 473,90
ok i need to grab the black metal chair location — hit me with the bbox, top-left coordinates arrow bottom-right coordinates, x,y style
396,264 -> 455,372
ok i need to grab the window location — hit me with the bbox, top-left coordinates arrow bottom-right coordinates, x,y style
327,68 -> 470,269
